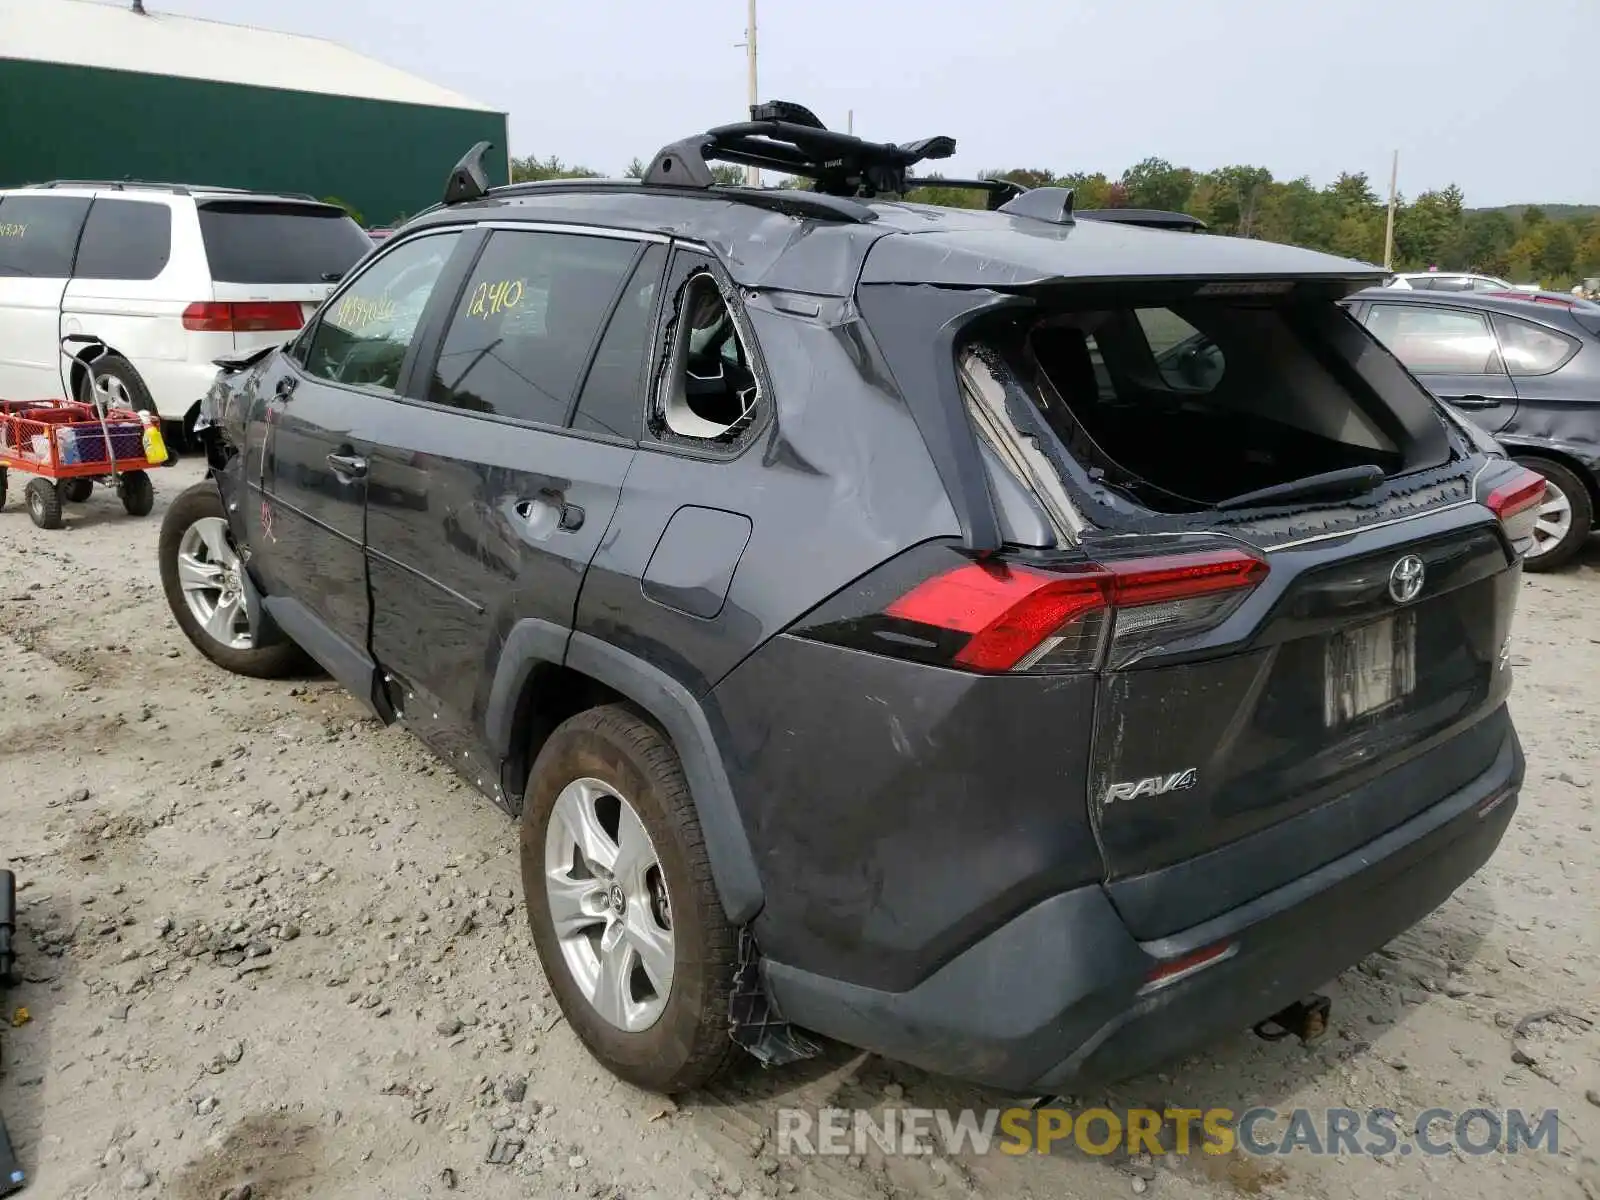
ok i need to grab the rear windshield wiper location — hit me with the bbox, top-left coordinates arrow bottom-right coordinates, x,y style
1213,464 -> 1385,511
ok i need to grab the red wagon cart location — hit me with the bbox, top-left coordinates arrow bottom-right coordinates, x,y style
0,336 -> 166,530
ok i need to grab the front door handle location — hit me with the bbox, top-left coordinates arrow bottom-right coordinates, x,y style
1452,395 -> 1501,409
327,453 -> 368,480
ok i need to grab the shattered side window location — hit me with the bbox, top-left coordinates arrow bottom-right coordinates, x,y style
650,250 -> 764,446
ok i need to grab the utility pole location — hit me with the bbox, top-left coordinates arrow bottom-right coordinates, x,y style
1383,150 -> 1399,270
742,0 -> 759,187
847,109 -> 854,135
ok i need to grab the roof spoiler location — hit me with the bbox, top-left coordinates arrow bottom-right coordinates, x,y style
1075,208 -> 1207,233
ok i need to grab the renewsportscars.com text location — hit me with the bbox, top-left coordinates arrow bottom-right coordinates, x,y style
776,1106 -> 1561,1158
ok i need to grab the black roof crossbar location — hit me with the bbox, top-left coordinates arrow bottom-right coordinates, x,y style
30,179 -> 319,201
644,100 -> 956,198
901,177 -> 1027,211
1075,208 -> 1207,232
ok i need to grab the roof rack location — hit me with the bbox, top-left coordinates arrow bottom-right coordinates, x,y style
1075,208 -> 1207,232
434,109 -> 1206,236
643,101 -> 955,198
30,179 -> 320,201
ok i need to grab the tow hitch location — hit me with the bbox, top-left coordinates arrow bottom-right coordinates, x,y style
1253,993 -> 1331,1044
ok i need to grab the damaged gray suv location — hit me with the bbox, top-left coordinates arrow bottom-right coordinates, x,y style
159,103 -> 1535,1095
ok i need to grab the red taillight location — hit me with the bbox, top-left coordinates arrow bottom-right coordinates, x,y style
1486,468 -> 1546,521
884,548 -> 1267,673
886,563 -> 1108,671
182,301 -> 304,333
1486,466 -> 1547,554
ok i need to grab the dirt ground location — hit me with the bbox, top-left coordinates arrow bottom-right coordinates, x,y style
1,458 -> 1597,1200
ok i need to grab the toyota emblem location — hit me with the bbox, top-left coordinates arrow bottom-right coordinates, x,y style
1388,554 -> 1425,604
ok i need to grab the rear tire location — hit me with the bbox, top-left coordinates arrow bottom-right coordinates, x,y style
62,478 -> 94,504
1515,456 -> 1592,572
119,470 -> 154,517
520,705 -> 739,1094
75,353 -> 154,415
0,467 -> 7,511
159,482 -> 312,678
25,479 -> 61,530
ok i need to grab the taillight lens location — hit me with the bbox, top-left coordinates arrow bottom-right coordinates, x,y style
807,545 -> 1267,674
182,301 -> 304,333
1485,467 -> 1547,556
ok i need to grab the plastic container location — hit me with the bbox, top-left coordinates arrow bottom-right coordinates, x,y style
138,411 -> 168,465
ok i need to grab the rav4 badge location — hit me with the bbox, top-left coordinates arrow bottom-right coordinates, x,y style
1105,768 -> 1199,805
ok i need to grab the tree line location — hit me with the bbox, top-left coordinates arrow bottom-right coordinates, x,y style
509,153 -> 1600,289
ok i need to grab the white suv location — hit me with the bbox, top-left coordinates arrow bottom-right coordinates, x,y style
1384,272 -> 1534,294
0,182 -> 375,426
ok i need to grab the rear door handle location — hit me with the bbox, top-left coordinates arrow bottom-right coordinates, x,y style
327,453 -> 367,479
515,494 -> 585,531
1451,395 -> 1501,409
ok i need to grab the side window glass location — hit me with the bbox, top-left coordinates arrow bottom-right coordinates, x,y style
1364,304 -> 1504,375
429,229 -> 639,424
73,199 -> 173,281
0,195 -> 91,278
654,253 -> 763,443
1136,307 -> 1225,393
303,232 -> 460,393
572,243 -> 666,440
1492,314 -> 1580,376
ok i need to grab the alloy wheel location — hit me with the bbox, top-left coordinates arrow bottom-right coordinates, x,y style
92,373 -> 132,410
176,517 -> 252,650
1527,478 -> 1573,561
543,777 -> 675,1033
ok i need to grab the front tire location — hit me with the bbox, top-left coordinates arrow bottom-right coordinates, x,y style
520,705 -> 738,1094
1516,456 -> 1592,572
158,482 -> 311,678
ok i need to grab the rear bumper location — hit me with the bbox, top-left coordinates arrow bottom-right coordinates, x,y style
762,722 -> 1522,1093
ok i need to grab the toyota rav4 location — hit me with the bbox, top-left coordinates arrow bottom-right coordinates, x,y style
158,104 -> 1535,1096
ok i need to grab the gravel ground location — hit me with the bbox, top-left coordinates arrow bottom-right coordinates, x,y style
1,458 -> 1597,1200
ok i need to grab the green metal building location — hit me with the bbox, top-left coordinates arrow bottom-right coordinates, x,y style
0,0 -> 508,226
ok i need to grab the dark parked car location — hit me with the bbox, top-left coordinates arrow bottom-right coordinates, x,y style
159,105 -> 1534,1096
1346,287 -> 1600,569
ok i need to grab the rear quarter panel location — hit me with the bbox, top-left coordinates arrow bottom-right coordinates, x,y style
574,297 -> 962,696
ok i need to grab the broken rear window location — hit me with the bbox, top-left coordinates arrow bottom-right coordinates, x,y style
963,299 -> 1406,515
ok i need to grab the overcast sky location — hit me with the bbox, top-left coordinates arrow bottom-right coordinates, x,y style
149,0 -> 1598,207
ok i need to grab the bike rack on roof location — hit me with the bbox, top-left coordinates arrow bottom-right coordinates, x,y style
435,107 -> 1206,235
643,100 -> 956,198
